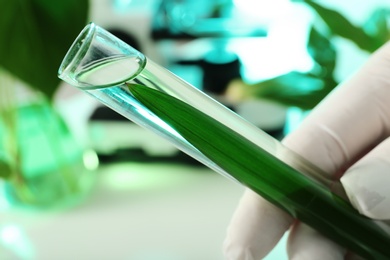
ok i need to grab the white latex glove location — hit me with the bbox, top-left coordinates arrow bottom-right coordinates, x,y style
223,41 -> 390,260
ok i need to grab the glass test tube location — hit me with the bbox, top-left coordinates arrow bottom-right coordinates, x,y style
58,23 -> 390,259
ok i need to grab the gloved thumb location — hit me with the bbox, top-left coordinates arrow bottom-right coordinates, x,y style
341,136 -> 390,220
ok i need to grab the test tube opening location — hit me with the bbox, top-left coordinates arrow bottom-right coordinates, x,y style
58,23 -> 146,89
58,23 -> 96,86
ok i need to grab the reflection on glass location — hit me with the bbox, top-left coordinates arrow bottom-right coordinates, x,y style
0,224 -> 35,260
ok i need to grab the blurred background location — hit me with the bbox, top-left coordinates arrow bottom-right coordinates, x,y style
1,0 -> 390,259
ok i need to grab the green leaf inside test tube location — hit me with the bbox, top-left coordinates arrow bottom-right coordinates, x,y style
128,83 -> 390,260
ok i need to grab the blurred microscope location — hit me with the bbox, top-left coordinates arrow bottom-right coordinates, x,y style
87,0 -> 288,164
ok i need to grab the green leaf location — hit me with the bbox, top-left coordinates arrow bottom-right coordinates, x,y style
304,0 -> 378,52
363,8 -> 390,47
307,27 -> 336,78
0,159 -> 12,179
247,72 -> 336,110
233,26 -> 338,111
127,83 -> 390,259
127,83 -> 327,213
0,0 -> 89,98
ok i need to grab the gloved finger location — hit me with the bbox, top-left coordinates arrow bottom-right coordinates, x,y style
287,222 -> 346,260
341,136 -> 390,220
224,42 -> 390,259
223,189 -> 293,260
283,41 -> 390,181
281,42 -> 390,259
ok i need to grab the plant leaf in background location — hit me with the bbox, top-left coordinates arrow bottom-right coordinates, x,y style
0,0 -> 89,99
363,8 -> 390,48
230,1 -> 390,110
307,27 -> 336,80
245,72 -> 330,110
227,26 -> 338,110
255,26 -> 338,110
0,159 -> 12,179
301,0 -> 390,52
301,0 -> 379,52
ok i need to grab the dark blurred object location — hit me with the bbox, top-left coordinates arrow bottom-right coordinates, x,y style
150,0 -> 268,95
151,0 -> 267,40
108,28 -> 142,52
201,49 -> 241,94
150,0 -> 267,95
176,47 -> 242,95
0,0 -> 89,99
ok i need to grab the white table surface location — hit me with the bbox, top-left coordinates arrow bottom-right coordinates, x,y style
0,162 -> 288,260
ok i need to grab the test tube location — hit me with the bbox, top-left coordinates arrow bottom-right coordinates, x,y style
58,23 -> 390,259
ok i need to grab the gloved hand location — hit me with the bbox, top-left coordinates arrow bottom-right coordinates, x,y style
223,41 -> 390,260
